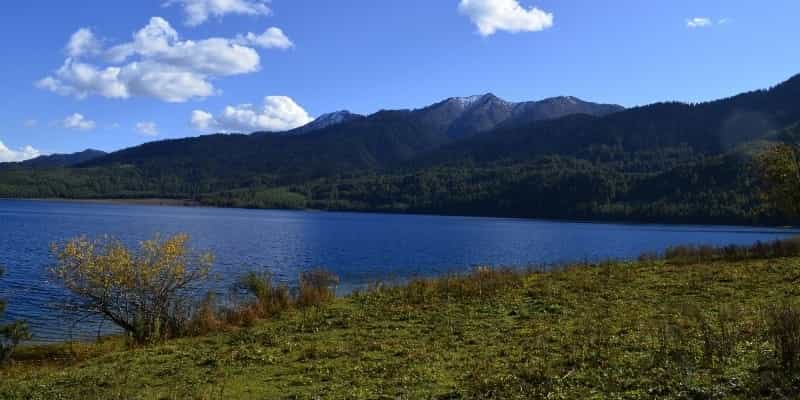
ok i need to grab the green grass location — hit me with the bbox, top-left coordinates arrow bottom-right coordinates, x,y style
3,258 -> 800,399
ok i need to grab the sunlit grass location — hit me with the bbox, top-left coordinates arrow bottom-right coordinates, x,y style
2,256 -> 800,399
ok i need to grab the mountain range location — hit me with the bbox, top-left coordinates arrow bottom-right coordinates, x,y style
0,149 -> 106,169
74,93 -> 624,175
0,93 -> 625,172
1,74 -> 799,225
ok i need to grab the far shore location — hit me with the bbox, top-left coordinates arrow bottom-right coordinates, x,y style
2,196 -> 799,229
4,197 -> 203,207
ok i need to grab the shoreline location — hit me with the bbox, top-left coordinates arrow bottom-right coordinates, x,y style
4,254 -> 800,398
3,197 -> 203,207
1,196 -> 798,230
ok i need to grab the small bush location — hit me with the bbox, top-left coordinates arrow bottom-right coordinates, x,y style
637,251 -> 660,262
0,322 -> 31,365
226,272 -> 293,325
238,272 -> 292,317
660,236 -> 800,264
1,266 -> 31,365
225,270 -> 340,325
297,269 -> 339,308
403,278 -> 437,305
189,293 -> 223,336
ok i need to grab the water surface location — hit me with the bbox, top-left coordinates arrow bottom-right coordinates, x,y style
0,199 -> 797,341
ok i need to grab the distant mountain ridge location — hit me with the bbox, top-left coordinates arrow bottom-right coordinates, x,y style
0,149 -> 106,169
3,74 -> 800,225
254,94 -> 621,138
79,93 -> 624,173
412,93 -> 624,139
76,75 -> 800,176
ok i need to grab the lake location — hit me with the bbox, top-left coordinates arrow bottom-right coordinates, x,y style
1,199 -> 798,342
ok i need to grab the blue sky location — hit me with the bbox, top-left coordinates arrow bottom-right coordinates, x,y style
0,0 -> 799,160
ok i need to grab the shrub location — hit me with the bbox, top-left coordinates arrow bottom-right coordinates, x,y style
660,236 -> 800,264
237,272 -> 292,317
0,266 -> 31,364
297,269 -> 339,308
189,292 -> 223,336
51,234 -> 213,345
225,270 -> 339,325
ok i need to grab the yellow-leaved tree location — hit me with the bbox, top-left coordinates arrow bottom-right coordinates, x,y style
51,233 -> 213,345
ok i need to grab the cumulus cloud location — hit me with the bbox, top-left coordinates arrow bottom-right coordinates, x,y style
62,113 -> 96,130
136,121 -> 159,136
686,17 -> 713,28
105,17 -> 260,75
0,141 -> 41,162
236,27 -> 293,49
38,17 -> 292,103
66,28 -> 101,57
190,110 -> 216,130
164,0 -> 271,26
191,96 -> 313,133
458,0 -> 553,36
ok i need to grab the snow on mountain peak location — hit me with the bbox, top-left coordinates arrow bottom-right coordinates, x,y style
448,93 -> 511,109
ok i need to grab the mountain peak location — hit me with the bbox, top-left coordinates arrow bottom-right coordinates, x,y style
537,96 -> 586,105
287,110 -> 364,135
317,110 -> 359,123
447,93 -> 506,109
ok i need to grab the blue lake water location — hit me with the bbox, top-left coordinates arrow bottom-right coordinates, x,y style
1,199 -> 798,342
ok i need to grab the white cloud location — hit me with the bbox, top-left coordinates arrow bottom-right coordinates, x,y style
38,59 -> 129,99
718,18 -> 732,25
23,119 -> 38,128
164,0 -> 271,26
62,113 -> 96,130
136,121 -> 160,136
458,0 -> 553,36
191,96 -> 313,133
687,17 -> 713,28
38,17 -> 287,103
0,141 -> 41,162
236,27 -> 293,49
106,17 -> 260,75
190,110 -> 216,130
66,28 -> 101,57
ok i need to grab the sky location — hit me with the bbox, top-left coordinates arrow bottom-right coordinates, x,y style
1,0 -> 799,161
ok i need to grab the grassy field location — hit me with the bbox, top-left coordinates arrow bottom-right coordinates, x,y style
2,256 -> 800,399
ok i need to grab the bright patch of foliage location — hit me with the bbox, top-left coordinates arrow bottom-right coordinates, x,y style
51,234 -> 213,344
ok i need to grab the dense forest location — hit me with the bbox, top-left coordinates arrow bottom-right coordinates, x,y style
1,74 -> 799,225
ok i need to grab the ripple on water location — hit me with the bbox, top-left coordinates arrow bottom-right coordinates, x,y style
1,199 -> 798,342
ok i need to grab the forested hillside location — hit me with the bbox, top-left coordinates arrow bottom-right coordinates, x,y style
1,75 -> 799,225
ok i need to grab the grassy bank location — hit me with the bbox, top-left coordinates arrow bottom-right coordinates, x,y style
2,256 -> 800,399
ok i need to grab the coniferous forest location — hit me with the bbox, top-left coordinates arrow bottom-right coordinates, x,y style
2,74 -> 800,225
